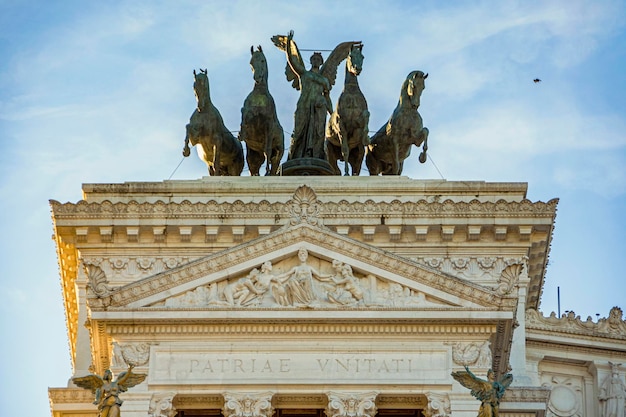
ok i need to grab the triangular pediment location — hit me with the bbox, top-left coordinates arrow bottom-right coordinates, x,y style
89,222 -> 515,313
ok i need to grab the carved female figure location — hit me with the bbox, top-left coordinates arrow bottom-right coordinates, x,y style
277,248 -> 331,306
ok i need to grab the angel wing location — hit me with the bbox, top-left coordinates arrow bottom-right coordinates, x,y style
72,373 -> 104,393
271,33 -> 304,90
498,373 -> 514,390
450,369 -> 492,401
320,41 -> 361,91
115,368 -> 147,392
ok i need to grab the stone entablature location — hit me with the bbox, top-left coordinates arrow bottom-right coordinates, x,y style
51,178 -> 556,368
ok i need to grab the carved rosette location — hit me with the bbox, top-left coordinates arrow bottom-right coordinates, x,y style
423,392 -> 450,417
223,392 -> 274,417
326,392 -> 378,417
149,392 -> 177,417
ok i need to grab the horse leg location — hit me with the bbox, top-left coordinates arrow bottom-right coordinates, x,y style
339,125 -> 351,176
269,129 -> 284,175
418,127 -> 429,163
246,148 -> 262,176
365,146 -> 379,176
325,140 -> 341,175
264,126 -> 273,176
349,142 -> 365,176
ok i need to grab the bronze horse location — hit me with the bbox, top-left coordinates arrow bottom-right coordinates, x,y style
239,46 -> 284,176
325,43 -> 370,176
183,69 -> 244,176
365,71 -> 429,175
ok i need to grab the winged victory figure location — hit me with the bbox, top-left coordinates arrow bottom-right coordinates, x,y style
271,30 -> 360,161
72,365 -> 147,417
451,366 -> 513,417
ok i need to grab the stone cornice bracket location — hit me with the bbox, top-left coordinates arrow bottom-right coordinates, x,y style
326,391 -> 379,417
149,392 -> 177,417
288,185 -> 323,227
223,392 -> 275,417
423,392 -> 450,417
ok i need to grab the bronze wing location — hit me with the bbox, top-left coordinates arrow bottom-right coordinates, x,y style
499,372 -> 514,389
320,41 -> 361,91
450,370 -> 492,401
116,369 -> 147,392
271,33 -> 304,90
72,374 -> 104,394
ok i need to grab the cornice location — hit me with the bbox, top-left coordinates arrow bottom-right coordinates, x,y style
50,198 -> 558,221
526,308 -> 626,341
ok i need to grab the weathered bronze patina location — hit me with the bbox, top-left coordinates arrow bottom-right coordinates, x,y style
365,71 -> 429,175
272,30 -> 360,175
182,69 -> 244,176
239,46 -> 284,176
325,43 -> 370,176
451,366 -> 513,417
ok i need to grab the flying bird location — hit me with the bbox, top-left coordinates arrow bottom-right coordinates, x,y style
533,78 -> 541,83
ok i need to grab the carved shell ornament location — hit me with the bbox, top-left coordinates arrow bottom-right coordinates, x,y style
84,263 -> 114,297
288,185 -> 322,226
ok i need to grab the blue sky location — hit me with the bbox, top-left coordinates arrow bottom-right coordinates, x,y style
1,1 -> 625,415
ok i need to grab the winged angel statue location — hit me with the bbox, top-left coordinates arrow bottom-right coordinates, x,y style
72,365 -> 146,417
271,30 -> 360,161
451,366 -> 513,417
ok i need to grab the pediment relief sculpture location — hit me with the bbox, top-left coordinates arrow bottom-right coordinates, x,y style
151,248 -> 452,309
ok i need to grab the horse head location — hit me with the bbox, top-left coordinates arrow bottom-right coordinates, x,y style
404,70 -> 428,109
193,69 -> 210,111
250,45 -> 268,86
346,43 -> 364,76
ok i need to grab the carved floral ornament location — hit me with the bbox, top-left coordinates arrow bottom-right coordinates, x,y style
526,307 -> 626,339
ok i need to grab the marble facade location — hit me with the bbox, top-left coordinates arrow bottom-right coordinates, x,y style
48,177 -> 626,417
